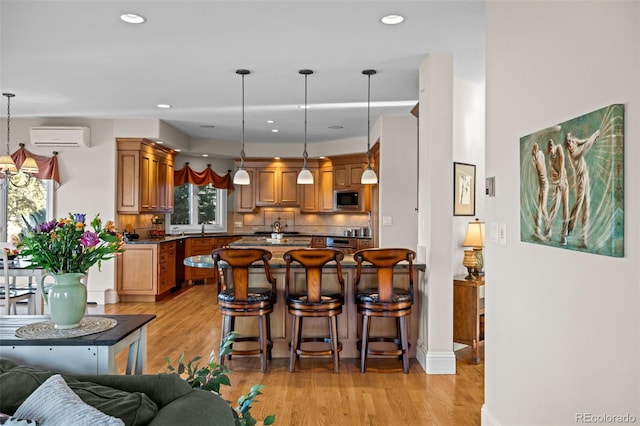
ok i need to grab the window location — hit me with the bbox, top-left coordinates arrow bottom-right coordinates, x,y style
168,183 -> 227,233
1,177 -> 54,244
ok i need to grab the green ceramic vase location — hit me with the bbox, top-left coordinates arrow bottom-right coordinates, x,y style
39,272 -> 87,329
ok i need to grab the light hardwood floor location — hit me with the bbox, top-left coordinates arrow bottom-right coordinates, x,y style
98,284 -> 484,425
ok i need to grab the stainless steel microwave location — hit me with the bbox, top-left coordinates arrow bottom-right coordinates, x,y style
333,189 -> 363,211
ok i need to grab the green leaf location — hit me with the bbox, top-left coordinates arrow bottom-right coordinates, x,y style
263,415 -> 276,425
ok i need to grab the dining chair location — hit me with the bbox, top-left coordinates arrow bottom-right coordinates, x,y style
212,247 -> 276,373
1,249 -> 35,315
283,248 -> 345,373
353,248 -> 416,373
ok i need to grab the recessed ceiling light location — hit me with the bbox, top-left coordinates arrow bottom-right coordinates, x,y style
202,154 -> 209,157
328,125 -> 344,130
271,129 -> 279,133
174,149 -> 181,152
199,124 -> 216,128
120,13 -> 146,24
274,156 -> 281,160
298,105 -> 310,109
266,120 -> 275,124
157,104 -> 171,109
380,14 -> 404,25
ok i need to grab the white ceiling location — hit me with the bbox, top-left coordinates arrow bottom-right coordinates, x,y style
0,0 -> 485,152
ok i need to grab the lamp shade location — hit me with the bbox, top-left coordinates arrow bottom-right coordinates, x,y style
0,154 -> 17,172
462,218 -> 485,248
20,156 -> 40,174
233,168 -> 250,185
296,168 -> 314,185
361,167 -> 378,184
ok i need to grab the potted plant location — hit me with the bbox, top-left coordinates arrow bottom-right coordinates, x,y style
17,213 -> 124,329
167,331 -> 276,426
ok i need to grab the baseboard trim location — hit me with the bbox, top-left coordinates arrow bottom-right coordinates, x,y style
425,350 -> 456,374
416,341 -> 428,370
481,404 -> 499,426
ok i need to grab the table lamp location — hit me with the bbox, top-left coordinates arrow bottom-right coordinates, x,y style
462,218 -> 485,278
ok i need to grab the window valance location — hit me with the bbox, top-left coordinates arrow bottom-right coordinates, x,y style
174,163 -> 234,192
11,143 -> 60,187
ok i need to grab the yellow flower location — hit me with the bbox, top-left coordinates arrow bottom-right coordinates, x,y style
105,220 -> 116,233
75,222 -> 84,229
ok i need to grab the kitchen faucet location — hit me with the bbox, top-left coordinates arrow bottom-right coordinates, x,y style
201,223 -> 205,236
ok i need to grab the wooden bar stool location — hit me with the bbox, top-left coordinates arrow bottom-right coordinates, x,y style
283,248 -> 345,373
212,248 -> 276,373
354,248 -> 416,374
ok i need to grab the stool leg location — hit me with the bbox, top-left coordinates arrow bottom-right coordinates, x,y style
360,314 -> 370,373
266,314 -> 272,361
228,317 -> 236,360
219,315 -> 230,366
399,316 -> 409,374
330,315 -> 339,373
289,315 -> 301,373
296,317 -> 304,360
259,315 -> 267,373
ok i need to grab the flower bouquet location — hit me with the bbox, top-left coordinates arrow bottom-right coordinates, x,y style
18,213 -> 124,274
2,247 -> 19,260
17,213 -> 125,329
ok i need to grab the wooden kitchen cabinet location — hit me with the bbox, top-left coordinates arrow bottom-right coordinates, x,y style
117,138 -> 175,214
117,241 -> 177,302
255,166 -> 299,206
333,162 -> 364,189
235,168 -> 257,212
300,161 -> 334,213
453,275 -> 485,364
185,236 -> 240,284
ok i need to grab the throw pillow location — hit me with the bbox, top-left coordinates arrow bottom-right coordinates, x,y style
0,413 -> 38,425
14,375 -> 124,426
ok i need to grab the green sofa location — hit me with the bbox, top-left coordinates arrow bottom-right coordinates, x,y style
0,357 -> 235,425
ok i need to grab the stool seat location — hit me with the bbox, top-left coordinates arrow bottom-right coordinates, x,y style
284,248 -> 345,373
218,288 -> 276,304
354,248 -> 416,374
355,288 -> 412,304
212,248 -> 276,373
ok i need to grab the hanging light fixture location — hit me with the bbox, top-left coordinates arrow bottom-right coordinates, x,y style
0,93 -> 39,187
233,69 -> 251,185
297,69 -> 314,185
361,69 -> 378,184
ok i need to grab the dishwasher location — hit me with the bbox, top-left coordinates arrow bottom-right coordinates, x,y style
175,238 -> 185,289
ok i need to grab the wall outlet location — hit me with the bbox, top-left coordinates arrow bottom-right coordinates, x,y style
234,221 -> 243,228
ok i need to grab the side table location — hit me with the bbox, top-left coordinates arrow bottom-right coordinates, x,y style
453,275 -> 485,364
0,314 -> 155,375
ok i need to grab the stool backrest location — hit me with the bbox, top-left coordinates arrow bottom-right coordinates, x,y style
212,248 -> 275,301
283,249 -> 344,303
353,248 -> 416,303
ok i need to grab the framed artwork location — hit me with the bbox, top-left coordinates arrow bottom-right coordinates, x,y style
454,162 -> 476,216
519,104 -> 624,257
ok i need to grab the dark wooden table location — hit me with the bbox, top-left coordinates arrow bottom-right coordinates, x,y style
453,275 -> 485,364
0,314 -> 156,374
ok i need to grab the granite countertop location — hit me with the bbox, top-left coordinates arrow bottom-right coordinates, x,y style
184,254 -> 425,270
125,232 -> 371,245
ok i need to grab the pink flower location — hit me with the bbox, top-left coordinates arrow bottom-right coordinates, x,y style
80,231 -> 100,248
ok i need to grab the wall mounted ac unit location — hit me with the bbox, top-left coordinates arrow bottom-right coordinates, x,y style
30,126 -> 91,148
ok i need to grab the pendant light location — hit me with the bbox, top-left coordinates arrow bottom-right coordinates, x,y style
0,93 -> 39,187
297,69 -> 314,185
361,69 -> 378,184
233,69 -> 251,185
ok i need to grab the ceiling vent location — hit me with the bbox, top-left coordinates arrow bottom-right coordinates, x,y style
30,126 -> 91,148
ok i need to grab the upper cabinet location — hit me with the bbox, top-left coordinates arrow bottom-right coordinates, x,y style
256,165 -> 300,206
117,138 -> 176,214
331,154 -> 367,189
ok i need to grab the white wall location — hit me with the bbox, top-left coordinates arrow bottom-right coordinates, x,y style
484,2 -> 639,425
378,115 -> 419,249
6,118 -> 117,304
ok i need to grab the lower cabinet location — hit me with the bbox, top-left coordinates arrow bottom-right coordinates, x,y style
117,241 -> 177,302
185,236 -> 240,284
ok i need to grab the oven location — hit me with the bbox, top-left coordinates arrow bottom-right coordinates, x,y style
326,237 -> 358,255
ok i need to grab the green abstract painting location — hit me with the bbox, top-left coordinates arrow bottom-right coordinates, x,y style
520,104 -> 624,257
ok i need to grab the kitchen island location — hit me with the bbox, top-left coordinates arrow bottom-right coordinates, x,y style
184,253 -> 425,358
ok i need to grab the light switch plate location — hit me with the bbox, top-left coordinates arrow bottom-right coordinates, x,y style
499,223 -> 507,245
382,216 -> 393,226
